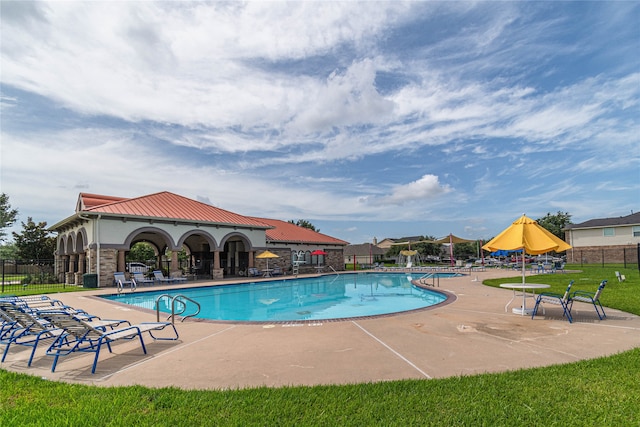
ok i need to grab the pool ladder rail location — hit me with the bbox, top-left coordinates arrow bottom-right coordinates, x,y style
418,273 -> 440,287
155,294 -> 201,324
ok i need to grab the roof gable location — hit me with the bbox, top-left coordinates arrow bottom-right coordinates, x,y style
80,192 -> 269,228
77,193 -> 128,211
252,217 -> 348,246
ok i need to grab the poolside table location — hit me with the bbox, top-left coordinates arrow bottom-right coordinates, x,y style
499,283 -> 550,315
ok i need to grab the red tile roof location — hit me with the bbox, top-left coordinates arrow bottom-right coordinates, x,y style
252,217 -> 348,245
79,192 -> 270,228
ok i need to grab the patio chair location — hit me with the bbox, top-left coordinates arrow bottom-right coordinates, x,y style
170,272 -> 188,283
153,270 -> 174,284
569,280 -> 607,320
38,311 -> 179,374
132,272 -> 155,286
531,281 -> 574,323
553,262 -> 566,273
114,272 -> 137,290
271,266 -> 283,276
1,295 -> 67,310
615,271 -> 626,283
247,267 -> 262,277
1,296 -> 98,321
0,302 -> 128,367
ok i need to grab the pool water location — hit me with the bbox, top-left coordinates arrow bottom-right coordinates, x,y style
102,273 -> 452,322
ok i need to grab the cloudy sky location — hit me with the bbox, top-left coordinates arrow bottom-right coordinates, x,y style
1,1 -> 638,244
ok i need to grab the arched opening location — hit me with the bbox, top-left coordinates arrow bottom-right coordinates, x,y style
178,231 -> 218,280
220,233 -> 253,277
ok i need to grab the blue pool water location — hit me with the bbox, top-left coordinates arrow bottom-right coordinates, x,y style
101,272 -> 453,322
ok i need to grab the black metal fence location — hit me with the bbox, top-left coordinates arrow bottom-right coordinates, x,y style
0,258 -> 69,294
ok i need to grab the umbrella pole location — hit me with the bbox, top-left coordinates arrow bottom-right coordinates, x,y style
521,255 -> 526,314
449,234 -> 454,268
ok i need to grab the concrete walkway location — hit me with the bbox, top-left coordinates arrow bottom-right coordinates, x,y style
2,269 -> 639,390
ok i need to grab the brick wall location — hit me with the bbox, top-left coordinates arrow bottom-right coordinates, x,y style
568,244 -> 638,265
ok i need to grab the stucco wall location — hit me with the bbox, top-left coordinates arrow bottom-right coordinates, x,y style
567,225 -> 640,247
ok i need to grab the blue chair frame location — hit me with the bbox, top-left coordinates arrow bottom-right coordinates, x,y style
569,280 -> 607,320
531,281 -> 574,323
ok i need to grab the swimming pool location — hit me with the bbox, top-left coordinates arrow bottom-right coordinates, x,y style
101,272 -> 454,322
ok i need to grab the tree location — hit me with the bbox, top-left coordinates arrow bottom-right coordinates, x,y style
0,193 -> 19,242
12,217 -> 56,260
537,211 -> 572,240
127,242 -> 156,263
289,219 -> 319,232
0,243 -> 18,259
385,236 -> 439,258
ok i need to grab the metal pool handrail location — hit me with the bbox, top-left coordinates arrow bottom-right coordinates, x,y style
155,294 -> 201,324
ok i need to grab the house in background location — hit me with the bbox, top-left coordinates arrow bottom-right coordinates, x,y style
564,212 -> 640,264
374,236 -> 425,250
374,237 -> 396,250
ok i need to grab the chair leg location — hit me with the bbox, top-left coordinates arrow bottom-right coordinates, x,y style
1,341 -> 12,362
594,301 -> 606,320
50,352 -> 61,372
561,302 -> 573,323
531,299 -> 540,319
91,341 -> 104,374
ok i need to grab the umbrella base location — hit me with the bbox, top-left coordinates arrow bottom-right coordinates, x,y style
512,307 -> 534,315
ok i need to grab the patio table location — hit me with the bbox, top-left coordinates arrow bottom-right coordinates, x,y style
499,283 -> 550,315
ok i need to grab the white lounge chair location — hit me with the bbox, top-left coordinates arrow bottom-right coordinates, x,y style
0,301 -> 128,367
114,272 -> 136,290
39,310 -> 178,373
133,272 -> 155,286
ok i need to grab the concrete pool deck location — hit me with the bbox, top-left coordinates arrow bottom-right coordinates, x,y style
2,269 -> 639,390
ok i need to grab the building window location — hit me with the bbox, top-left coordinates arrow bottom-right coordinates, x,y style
633,226 -> 640,237
603,228 -> 615,237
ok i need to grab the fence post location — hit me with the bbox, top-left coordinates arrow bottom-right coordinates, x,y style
1,259 -> 4,293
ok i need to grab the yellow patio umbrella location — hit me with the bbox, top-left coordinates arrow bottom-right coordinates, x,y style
482,214 -> 572,284
256,250 -> 279,272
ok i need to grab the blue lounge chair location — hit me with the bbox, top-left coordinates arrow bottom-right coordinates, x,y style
153,270 -> 187,284
569,280 -> 607,320
0,302 -> 128,367
39,311 -> 178,374
133,272 -> 155,286
531,281 -> 574,323
247,267 -> 262,277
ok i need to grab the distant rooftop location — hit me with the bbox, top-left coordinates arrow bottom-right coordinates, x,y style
251,217 -> 348,246
565,212 -> 640,229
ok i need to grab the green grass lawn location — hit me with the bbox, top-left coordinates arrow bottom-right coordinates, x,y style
2,265 -> 639,426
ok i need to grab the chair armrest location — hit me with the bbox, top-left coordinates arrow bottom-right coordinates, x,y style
538,292 -> 564,298
571,290 -> 595,298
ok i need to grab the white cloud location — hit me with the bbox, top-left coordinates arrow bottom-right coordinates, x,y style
1,2 -> 638,243
374,175 -> 451,206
